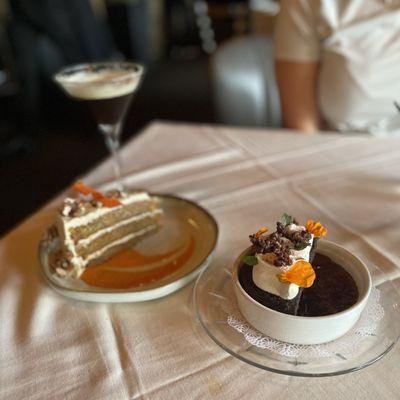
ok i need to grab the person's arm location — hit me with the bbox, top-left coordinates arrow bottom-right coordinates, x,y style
273,0 -> 322,133
275,60 -> 321,133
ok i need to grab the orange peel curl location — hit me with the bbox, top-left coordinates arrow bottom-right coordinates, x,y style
73,182 -> 122,208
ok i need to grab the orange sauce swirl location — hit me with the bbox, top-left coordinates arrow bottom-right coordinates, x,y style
80,237 -> 196,289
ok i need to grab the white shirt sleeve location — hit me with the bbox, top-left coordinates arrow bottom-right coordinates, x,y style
274,0 -> 321,62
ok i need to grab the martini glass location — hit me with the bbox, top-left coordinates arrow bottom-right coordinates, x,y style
54,61 -> 144,189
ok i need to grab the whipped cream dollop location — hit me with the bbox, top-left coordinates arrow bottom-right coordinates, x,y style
252,223 -> 314,300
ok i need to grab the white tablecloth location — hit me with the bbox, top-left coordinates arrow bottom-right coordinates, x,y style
1,122 -> 400,399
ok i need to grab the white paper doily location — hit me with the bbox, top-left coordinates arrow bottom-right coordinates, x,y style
227,287 -> 385,358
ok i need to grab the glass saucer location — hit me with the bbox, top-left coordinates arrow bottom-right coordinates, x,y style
193,258 -> 400,377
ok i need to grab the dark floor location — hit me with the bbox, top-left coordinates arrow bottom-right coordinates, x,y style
0,57 -> 215,236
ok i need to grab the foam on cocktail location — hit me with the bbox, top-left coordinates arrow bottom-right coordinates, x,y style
55,69 -> 141,100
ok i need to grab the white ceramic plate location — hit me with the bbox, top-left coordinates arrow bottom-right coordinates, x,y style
39,194 -> 218,302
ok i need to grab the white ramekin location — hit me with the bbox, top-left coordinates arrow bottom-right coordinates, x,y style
232,240 -> 371,345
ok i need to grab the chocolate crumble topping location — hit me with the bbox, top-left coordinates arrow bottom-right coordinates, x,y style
249,218 -> 311,267
250,232 -> 292,266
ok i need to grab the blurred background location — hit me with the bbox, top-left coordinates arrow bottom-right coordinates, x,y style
0,0 -> 280,234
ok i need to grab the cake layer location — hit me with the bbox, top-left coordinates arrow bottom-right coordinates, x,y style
76,212 -> 162,259
59,225 -> 158,279
83,225 -> 158,270
81,224 -> 159,269
68,200 -> 158,242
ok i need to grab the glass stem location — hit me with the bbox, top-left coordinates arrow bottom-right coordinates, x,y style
98,122 -> 124,190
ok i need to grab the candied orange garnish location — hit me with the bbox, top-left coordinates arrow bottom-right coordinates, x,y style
73,181 -> 122,208
306,220 -> 327,237
99,197 -> 122,207
73,181 -> 93,196
278,260 -> 316,288
255,226 -> 269,237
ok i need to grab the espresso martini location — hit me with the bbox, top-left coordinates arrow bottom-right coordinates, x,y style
55,65 -> 141,124
54,62 -> 144,187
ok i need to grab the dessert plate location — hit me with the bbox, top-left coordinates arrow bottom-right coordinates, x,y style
194,257 -> 400,377
39,194 -> 218,302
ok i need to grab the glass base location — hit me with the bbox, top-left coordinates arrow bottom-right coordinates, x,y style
194,260 -> 400,376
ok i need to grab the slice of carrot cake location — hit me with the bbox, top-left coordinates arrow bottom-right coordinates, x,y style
52,182 -> 162,278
